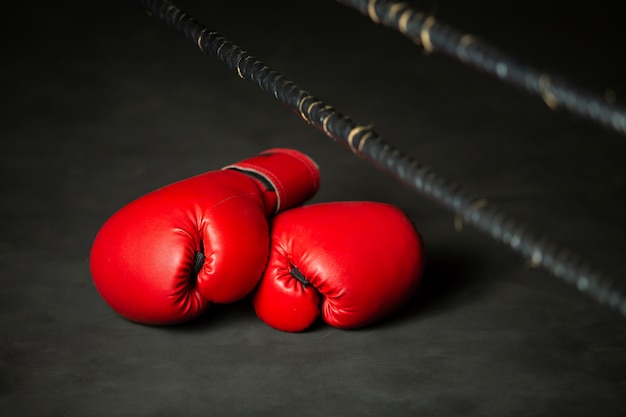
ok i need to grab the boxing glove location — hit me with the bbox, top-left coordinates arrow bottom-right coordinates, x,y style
90,148 -> 320,325
252,201 -> 424,332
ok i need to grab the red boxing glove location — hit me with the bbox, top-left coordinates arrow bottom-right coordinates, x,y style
252,201 -> 425,332
90,149 -> 320,325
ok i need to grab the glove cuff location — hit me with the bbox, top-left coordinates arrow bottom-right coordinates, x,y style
224,148 -> 320,213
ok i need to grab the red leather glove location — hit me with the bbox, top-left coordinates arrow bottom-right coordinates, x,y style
90,149 -> 320,325
252,201 -> 425,332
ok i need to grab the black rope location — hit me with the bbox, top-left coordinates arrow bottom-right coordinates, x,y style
135,0 -> 626,318
337,0 -> 626,137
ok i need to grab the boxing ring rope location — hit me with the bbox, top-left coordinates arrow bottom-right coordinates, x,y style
135,0 -> 626,318
339,0 -> 626,137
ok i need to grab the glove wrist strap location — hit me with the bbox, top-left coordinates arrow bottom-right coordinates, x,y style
223,148 -> 320,213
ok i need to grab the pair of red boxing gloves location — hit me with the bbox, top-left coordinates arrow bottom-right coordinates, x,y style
90,149 -> 425,332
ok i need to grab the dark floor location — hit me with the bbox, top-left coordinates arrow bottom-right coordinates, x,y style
2,1 -> 626,416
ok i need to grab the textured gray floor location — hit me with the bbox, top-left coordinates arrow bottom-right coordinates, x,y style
2,1 -> 626,416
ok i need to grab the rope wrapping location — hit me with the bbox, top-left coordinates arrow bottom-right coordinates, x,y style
337,0 -> 626,136
135,0 -> 626,317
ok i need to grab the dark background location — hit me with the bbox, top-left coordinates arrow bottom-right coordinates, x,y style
2,1 -> 625,416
